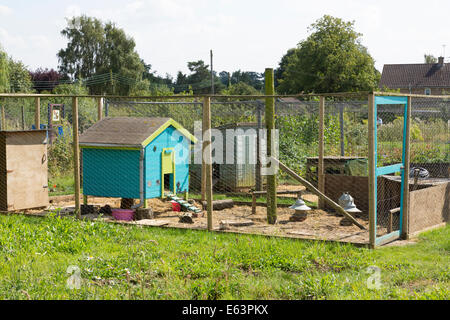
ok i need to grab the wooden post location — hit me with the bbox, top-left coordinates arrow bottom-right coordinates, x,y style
201,99 -> 207,202
21,106 -> 25,130
97,97 -> 103,121
72,97 -> 81,219
265,68 -> 277,225
255,104 -> 263,191
35,97 -> 40,130
339,104 -> 345,156
368,93 -> 376,248
203,96 -> 213,231
1,105 -> 5,130
402,97 -> 412,239
318,96 -> 325,209
252,193 -> 257,215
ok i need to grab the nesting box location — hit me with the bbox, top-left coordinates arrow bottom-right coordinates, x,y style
0,130 -> 49,211
79,117 -> 196,200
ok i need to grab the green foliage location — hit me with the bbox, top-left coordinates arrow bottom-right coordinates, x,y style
221,82 -> 260,96
0,45 -> 9,93
277,15 -> 380,94
8,59 -> 34,93
57,15 -> 145,95
47,122 -> 74,178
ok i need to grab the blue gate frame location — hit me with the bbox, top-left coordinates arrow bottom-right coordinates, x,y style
373,95 -> 408,246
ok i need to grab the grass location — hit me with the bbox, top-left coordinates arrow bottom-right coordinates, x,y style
48,174 -> 75,196
0,213 -> 448,300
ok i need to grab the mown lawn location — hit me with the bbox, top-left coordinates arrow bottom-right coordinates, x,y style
0,213 -> 448,300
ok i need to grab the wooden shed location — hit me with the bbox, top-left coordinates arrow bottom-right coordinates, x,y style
79,117 -> 196,204
0,130 -> 48,211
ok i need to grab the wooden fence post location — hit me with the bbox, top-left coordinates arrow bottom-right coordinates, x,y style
1,105 -> 5,130
368,93 -> 376,248
97,97 -> 103,121
318,96 -> 325,209
72,97 -> 81,219
402,96 -> 412,239
35,97 -> 40,130
265,68 -> 277,224
203,96 -> 213,231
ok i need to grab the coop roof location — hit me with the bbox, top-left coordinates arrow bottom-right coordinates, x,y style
79,117 -> 196,148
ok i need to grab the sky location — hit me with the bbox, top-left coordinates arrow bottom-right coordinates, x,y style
0,0 -> 449,78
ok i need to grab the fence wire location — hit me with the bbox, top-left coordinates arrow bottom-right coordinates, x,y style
0,94 -> 447,245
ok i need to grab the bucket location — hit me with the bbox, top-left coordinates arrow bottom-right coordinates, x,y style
111,209 -> 135,221
171,201 -> 181,212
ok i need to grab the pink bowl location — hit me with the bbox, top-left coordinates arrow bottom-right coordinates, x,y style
111,209 -> 135,221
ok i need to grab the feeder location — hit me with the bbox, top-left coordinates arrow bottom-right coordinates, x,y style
289,195 -> 311,222
338,192 -> 361,213
289,197 -> 311,211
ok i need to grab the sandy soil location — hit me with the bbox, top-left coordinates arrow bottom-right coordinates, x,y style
39,193 -> 380,245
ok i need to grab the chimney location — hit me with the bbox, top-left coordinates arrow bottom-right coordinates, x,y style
438,56 -> 444,65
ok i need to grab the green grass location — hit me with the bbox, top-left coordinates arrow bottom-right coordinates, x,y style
48,174 -> 75,196
0,213 -> 448,300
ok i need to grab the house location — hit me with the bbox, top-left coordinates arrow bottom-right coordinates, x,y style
79,117 -> 196,206
379,56 -> 450,95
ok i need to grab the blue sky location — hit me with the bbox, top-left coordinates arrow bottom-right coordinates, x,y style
0,0 -> 449,77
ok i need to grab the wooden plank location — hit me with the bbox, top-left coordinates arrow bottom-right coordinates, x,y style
1,105 -> 5,130
402,96 -> 411,239
265,68 -> 277,224
368,93 -> 376,248
273,158 -> 366,230
97,97 -> 103,121
72,97 -> 81,219
203,96 -> 213,231
4,131 -> 48,210
318,96 -> 325,209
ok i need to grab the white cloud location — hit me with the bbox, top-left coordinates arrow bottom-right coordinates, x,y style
0,5 -> 12,16
65,5 -> 81,18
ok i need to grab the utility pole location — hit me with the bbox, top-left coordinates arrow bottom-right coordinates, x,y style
210,50 -> 214,95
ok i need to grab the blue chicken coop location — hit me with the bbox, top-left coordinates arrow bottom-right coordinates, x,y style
79,117 -> 196,207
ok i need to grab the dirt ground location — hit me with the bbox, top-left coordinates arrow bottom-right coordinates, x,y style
36,192 -> 380,246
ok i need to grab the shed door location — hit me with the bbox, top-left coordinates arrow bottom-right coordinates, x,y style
6,134 -> 48,210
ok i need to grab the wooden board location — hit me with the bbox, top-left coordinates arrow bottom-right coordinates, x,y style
1,131 -> 48,211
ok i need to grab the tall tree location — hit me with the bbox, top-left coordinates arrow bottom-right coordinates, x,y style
57,15 -> 145,95
0,45 -> 9,93
277,15 -> 380,94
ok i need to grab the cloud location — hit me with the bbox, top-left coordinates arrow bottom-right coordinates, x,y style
65,5 -> 81,18
0,5 -> 12,16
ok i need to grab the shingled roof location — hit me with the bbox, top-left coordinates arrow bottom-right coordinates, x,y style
379,62 -> 450,89
79,117 -> 196,147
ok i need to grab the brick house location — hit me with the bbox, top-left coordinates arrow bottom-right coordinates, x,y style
379,57 -> 450,95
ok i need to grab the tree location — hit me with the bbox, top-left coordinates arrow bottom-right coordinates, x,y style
0,45 -> 9,93
277,15 -> 380,94
29,68 -> 62,92
57,15 -> 145,95
8,59 -> 33,93
424,54 -> 437,64
221,82 -> 260,96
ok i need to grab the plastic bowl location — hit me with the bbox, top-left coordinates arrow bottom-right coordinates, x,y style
111,209 -> 135,221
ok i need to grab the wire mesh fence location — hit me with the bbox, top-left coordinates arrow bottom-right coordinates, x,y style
0,93 -> 448,246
